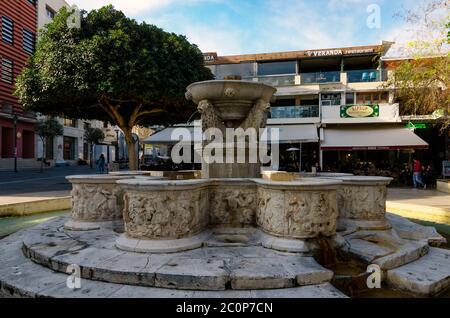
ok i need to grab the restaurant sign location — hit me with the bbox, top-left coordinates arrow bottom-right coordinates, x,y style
340,104 -> 379,118
203,52 -> 218,63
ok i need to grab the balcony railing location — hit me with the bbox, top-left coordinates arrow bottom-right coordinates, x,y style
256,75 -> 295,87
269,105 -> 319,119
346,69 -> 385,83
300,71 -> 340,84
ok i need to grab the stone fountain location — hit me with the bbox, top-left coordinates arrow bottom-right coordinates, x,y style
0,80 -> 449,298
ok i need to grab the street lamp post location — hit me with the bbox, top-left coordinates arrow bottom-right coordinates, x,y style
13,115 -> 18,173
114,128 -> 119,162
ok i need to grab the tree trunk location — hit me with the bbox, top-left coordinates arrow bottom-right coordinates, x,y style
123,128 -> 137,171
90,143 -> 94,169
40,137 -> 45,173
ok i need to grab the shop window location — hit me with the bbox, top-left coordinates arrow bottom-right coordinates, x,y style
23,29 -> 35,55
1,127 -> 13,158
22,130 -> 34,158
2,16 -> 14,44
63,136 -> 76,160
1,58 -> 13,84
258,61 -> 296,76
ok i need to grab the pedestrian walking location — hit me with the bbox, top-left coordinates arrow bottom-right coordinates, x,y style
412,159 -> 426,189
97,154 -> 106,174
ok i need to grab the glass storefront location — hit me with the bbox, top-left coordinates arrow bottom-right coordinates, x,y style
63,136 -> 76,160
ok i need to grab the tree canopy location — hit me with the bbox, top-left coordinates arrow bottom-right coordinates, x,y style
15,5 -> 212,169
385,0 -> 449,130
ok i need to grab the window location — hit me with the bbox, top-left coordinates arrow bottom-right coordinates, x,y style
46,6 -> 56,19
356,92 -> 389,104
345,92 -> 355,105
27,0 -> 36,5
2,16 -> 14,44
64,118 -> 77,127
1,104 -> 13,113
271,99 -> 296,107
23,29 -> 35,55
321,93 -> 341,106
257,61 -> 296,76
1,58 -> 13,84
213,63 -> 255,79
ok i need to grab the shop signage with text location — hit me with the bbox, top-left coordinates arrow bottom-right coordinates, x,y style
340,104 -> 379,118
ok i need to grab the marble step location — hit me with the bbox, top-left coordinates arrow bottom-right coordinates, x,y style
387,247 -> 450,297
19,217 -> 334,291
0,238 -> 346,298
343,229 -> 429,270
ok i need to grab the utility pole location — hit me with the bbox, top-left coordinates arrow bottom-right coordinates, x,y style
13,114 -> 18,172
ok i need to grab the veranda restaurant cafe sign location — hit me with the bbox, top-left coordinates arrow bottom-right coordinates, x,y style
340,104 -> 379,118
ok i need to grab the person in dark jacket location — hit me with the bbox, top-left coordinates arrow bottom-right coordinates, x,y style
97,154 -> 106,174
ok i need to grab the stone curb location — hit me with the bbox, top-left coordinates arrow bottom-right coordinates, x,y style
0,197 -> 71,217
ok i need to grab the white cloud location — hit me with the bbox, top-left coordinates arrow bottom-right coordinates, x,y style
261,0 -> 361,51
184,25 -> 244,55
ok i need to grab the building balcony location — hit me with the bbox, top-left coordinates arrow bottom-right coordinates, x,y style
270,105 -> 319,119
300,71 -> 340,84
255,75 -> 295,87
346,69 -> 386,83
268,105 -> 320,124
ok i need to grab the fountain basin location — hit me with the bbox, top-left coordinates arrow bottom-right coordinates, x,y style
334,176 -> 393,231
65,174 -> 165,231
115,177 -> 342,253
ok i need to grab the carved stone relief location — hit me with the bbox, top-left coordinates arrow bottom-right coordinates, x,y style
257,188 -> 338,238
337,185 -> 387,220
209,186 -> 257,226
123,189 -> 209,239
71,183 -> 123,222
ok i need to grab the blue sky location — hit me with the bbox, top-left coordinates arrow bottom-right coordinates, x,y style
68,0 -> 431,55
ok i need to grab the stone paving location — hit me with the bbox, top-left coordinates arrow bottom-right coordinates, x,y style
387,188 -> 450,224
387,188 -> 450,211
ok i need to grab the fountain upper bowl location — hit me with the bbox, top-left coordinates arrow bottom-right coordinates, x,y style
186,80 -> 277,122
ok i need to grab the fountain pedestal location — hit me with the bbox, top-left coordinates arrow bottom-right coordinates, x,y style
186,80 -> 276,179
